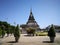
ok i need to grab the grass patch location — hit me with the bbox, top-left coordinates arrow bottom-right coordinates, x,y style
35,32 -> 48,36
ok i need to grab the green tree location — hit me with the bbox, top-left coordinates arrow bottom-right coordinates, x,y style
48,24 -> 56,43
0,28 -> 2,36
10,26 -> 15,34
0,21 -> 16,36
14,24 -> 20,42
27,27 -> 35,36
6,24 -> 10,37
1,25 -> 5,38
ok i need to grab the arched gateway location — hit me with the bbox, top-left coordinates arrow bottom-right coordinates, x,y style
20,9 -> 40,34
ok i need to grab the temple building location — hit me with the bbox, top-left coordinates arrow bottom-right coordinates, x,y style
20,9 -> 40,33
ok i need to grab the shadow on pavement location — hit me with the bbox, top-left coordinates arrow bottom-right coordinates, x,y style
43,41 -> 53,43
24,34 -> 34,37
7,41 -> 17,43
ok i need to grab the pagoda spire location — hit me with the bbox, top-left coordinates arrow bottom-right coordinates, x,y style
30,8 -> 33,16
30,8 -> 32,13
28,8 -> 35,20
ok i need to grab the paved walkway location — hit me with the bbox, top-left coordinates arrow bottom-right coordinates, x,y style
0,33 -> 60,45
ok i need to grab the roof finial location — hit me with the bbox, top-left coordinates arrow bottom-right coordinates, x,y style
30,8 -> 32,13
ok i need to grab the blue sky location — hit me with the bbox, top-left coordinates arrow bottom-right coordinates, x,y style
0,0 -> 60,28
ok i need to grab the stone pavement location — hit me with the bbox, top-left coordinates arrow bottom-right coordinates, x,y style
0,33 -> 60,45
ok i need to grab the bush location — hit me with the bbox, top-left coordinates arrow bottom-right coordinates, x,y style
27,28 -> 35,36
14,24 -> 20,42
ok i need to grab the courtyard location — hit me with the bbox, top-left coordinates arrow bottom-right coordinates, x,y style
0,33 -> 60,45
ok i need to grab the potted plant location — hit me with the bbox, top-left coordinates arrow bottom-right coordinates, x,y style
14,24 -> 20,42
48,24 -> 56,43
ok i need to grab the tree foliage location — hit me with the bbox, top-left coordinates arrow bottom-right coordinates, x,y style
0,21 -> 15,36
48,24 -> 56,37
0,28 -> 2,36
14,24 -> 20,42
27,27 -> 35,36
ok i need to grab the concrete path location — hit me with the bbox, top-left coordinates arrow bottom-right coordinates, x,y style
0,33 -> 60,45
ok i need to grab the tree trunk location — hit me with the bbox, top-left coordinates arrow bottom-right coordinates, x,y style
15,37 -> 19,42
50,37 -> 55,43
